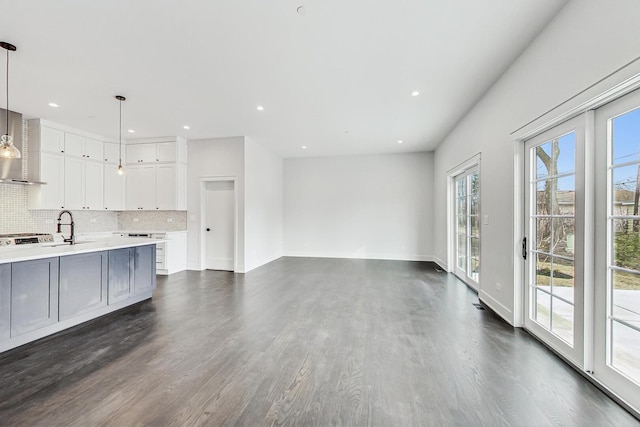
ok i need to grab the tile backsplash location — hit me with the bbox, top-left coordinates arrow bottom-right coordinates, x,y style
0,119 -> 187,235
0,184 -> 119,234
118,211 -> 187,231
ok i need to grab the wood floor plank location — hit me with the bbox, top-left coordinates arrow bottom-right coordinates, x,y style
0,257 -> 637,426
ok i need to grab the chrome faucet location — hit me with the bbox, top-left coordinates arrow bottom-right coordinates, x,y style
56,210 -> 75,245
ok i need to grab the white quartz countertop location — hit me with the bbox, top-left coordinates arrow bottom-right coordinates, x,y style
0,237 -> 166,265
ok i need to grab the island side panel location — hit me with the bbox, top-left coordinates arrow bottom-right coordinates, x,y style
59,251 -> 108,321
0,264 -> 10,340
10,257 -> 59,338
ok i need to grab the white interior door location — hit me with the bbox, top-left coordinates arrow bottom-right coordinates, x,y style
204,180 -> 235,271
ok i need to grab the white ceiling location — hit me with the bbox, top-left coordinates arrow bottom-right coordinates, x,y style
0,0 -> 567,157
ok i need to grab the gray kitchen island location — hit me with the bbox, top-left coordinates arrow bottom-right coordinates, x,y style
0,237 -> 163,353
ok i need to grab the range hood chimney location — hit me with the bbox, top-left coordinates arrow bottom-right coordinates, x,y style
0,108 -> 44,185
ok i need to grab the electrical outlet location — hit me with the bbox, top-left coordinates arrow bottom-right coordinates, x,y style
496,282 -> 502,293
90,218 -> 97,223
483,215 -> 489,225
167,218 -> 174,223
133,218 -> 139,223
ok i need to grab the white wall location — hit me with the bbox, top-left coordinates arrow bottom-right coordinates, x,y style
433,0 -> 640,324
244,137 -> 283,271
284,152 -> 433,261
187,137 -> 245,271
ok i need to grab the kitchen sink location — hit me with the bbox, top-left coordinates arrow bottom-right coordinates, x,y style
43,241 -> 95,248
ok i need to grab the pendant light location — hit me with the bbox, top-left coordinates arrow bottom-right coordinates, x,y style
115,95 -> 126,175
0,42 -> 20,159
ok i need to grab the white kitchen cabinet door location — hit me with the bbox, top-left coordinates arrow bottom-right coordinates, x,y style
84,161 -> 104,210
156,142 -> 176,163
64,133 -> 84,158
64,157 -> 85,210
177,163 -> 187,210
104,168 -> 125,210
126,144 -> 156,164
103,142 -> 121,164
40,127 -> 65,154
125,165 -> 156,209
84,138 -> 103,161
39,153 -> 65,209
156,164 -> 176,210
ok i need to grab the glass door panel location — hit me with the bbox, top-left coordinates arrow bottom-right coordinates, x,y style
530,131 -> 576,345
594,91 -> 640,411
524,115 -> 584,365
454,167 -> 480,288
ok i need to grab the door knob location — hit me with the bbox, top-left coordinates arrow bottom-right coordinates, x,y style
206,228 -> 211,231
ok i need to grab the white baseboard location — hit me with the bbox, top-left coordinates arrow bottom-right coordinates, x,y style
282,251 -> 434,262
243,254 -> 283,273
432,256 -> 448,271
479,289 -> 514,326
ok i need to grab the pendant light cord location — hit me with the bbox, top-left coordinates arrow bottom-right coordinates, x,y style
118,98 -> 122,164
4,47 -> 8,137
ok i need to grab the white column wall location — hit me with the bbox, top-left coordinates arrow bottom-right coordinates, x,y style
244,137 -> 284,271
186,137 -> 245,271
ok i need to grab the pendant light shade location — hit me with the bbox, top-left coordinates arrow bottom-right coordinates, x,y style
115,95 -> 126,175
0,41 -> 20,159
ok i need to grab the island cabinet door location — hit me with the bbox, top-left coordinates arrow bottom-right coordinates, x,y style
0,264 -> 10,340
108,248 -> 134,304
134,245 -> 156,295
11,258 -> 59,337
59,252 -> 108,321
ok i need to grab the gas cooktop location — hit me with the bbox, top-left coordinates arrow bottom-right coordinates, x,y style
0,233 -> 54,247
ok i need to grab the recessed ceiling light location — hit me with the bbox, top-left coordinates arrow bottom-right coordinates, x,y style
48,102 -> 59,107
183,125 -> 190,130
397,140 -> 403,144
257,105 -> 264,111
411,91 -> 420,97
297,6 -> 307,15
128,129 -> 135,133
302,146 -> 307,149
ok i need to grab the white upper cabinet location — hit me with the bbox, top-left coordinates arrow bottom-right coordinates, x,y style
28,152 -> 65,210
156,164 -> 177,210
64,133 -> 84,158
40,127 -> 65,154
64,133 -> 104,161
126,143 -> 156,164
104,169 -> 125,210
125,165 -> 156,210
84,138 -> 103,161
104,142 -> 122,164
84,162 -> 104,210
126,138 -> 187,165
124,137 -> 187,211
28,120 -> 187,211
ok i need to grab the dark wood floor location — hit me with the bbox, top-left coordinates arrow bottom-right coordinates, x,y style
0,258 -> 638,426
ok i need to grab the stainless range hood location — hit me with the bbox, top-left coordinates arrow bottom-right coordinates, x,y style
0,107 -> 45,185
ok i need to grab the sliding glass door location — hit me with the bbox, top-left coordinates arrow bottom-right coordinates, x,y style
454,167 -> 480,288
